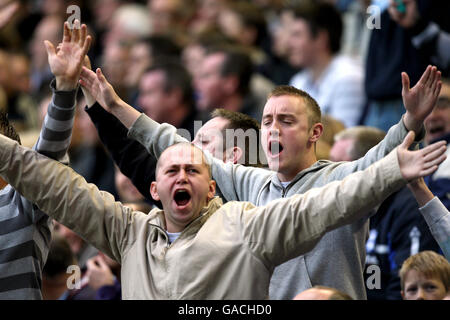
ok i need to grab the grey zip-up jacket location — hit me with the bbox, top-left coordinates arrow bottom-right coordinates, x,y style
128,113 -> 422,299
0,133 -> 406,299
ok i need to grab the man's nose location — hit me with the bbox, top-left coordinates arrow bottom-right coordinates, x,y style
176,170 -> 188,183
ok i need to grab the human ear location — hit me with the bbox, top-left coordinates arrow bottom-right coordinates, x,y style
207,180 -> 216,201
224,146 -> 243,164
309,122 -> 323,143
150,182 -> 160,201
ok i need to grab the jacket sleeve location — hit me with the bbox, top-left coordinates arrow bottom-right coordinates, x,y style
25,79 -> 77,223
238,150 -> 406,268
85,103 -> 156,203
419,197 -> 450,261
128,113 -> 272,202
0,134 -> 134,263
326,117 -> 425,181
34,79 -> 77,164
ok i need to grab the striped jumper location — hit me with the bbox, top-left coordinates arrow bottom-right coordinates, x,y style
0,80 -> 77,299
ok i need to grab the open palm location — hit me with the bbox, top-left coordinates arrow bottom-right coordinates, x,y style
45,20 -> 91,87
80,66 -> 120,112
402,65 -> 442,123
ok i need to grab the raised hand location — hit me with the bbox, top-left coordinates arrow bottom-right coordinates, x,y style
397,131 -> 447,181
79,66 -> 141,128
44,20 -> 92,90
402,65 -> 442,133
79,66 -> 121,111
79,55 -> 97,107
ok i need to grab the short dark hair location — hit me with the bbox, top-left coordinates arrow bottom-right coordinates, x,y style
43,234 -> 76,279
144,59 -> 195,111
268,85 -> 321,128
138,35 -> 181,60
205,46 -> 253,96
292,1 -> 343,54
0,111 -> 21,144
211,108 -> 262,167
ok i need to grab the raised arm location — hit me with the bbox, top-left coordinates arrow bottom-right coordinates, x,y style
0,134 -> 136,263
36,21 -> 91,161
408,178 -> 450,261
328,66 -> 442,179
241,132 -> 447,267
79,66 -> 270,202
85,102 -> 157,204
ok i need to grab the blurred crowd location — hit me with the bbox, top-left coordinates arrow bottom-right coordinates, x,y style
0,0 -> 449,300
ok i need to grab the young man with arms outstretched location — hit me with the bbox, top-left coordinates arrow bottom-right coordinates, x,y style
79,62 -> 442,299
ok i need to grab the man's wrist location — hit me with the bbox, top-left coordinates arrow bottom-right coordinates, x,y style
55,77 -> 78,91
403,113 -> 422,133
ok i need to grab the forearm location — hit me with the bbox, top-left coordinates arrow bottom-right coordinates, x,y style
86,103 -> 155,201
34,79 -> 77,162
408,179 -> 435,207
419,197 -> 450,261
335,117 -> 421,176
246,149 -> 406,265
109,98 -> 141,129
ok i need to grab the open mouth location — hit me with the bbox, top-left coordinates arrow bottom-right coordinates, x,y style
269,141 -> 284,156
174,189 -> 192,207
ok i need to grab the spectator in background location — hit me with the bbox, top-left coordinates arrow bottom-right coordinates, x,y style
100,41 -> 131,103
315,114 -> 346,160
218,1 -> 270,66
288,1 -> 365,128
400,250 -> 450,300
363,0 -> 450,132
115,166 -> 146,203
424,79 -> 450,209
29,14 -> 63,95
195,45 -> 266,121
101,3 -> 152,52
147,0 -> 195,46
86,252 -> 122,300
0,51 -> 39,132
330,125 -> 441,300
53,222 -> 98,270
42,235 -> 77,300
260,6 -> 299,85
137,60 -> 206,138
189,0 -> 226,35
124,35 -> 181,106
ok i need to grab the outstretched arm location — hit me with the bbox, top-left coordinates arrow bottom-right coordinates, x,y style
80,59 -> 159,204
0,134 -> 137,263
35,21 -> 91,161
242,132 -> 447,266
408,178 -> 450,261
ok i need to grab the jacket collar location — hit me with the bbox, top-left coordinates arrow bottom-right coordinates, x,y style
269,160 -> 332,190
148,196 -> 224,236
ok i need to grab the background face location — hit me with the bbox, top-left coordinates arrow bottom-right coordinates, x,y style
195,53 -> 226,111
138,71 -> 169,122
402,269 -> 447,300
287,18 -> 316,68
192,117 -> 230,161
